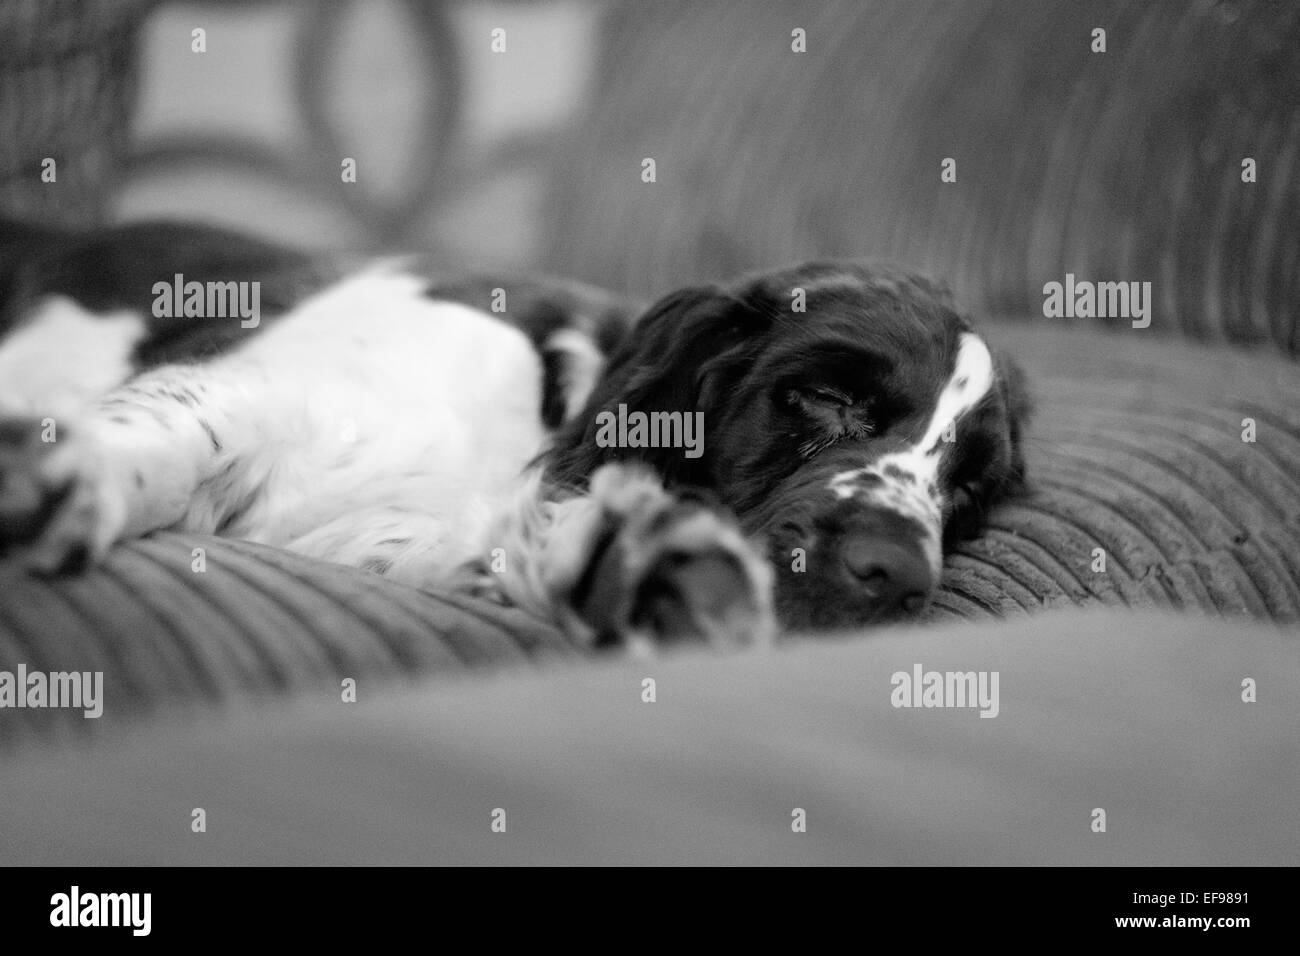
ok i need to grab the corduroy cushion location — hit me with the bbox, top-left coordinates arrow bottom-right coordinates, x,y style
931,322 -> 1300,623
2,322 -> 1296,744
0,533 -> 575,747
543,0 -> 1300,354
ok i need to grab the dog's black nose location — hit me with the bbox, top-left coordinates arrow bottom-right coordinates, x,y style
840,535 -> 932,615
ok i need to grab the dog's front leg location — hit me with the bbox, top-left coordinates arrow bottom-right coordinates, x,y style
0,368 -> 238,572
473,464 -> 777,650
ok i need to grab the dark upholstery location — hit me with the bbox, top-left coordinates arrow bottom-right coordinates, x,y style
543,0 -> 1300,354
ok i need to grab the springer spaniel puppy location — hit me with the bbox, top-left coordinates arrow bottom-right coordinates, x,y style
0,220 -> 1027,647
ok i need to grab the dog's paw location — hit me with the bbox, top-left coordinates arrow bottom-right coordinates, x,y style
561,464 -> 775,650
0,416 -> 124,573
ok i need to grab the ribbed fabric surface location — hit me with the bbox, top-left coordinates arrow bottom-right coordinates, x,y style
1,323 -> 1295,746
0,533 -> 576,746
544,0 -> 1300,354
928,322 -> 1300,624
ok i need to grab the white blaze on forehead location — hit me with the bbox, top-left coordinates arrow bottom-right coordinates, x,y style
910,331 -> 996,457
828,332 -> 996,577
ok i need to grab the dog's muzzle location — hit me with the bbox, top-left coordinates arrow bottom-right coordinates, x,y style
758,462 -> 943,628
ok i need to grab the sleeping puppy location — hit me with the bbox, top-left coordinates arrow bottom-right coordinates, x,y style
0,220 -> 1028,648
544,263 -> 1031,632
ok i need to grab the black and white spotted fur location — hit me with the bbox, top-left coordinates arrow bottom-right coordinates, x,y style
0,220 -> 1028,646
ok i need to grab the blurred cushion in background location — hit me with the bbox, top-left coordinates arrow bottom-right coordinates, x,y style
543,0 -> 1300,355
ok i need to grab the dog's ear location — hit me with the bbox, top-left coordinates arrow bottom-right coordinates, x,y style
545,284 -> 755,489
995,351 -> 1032,489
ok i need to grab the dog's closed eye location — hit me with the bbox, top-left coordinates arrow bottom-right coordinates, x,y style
783,385 -> 874,458
786,384 -> 853,408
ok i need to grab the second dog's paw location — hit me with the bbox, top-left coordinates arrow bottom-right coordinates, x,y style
566,464 -> 775,650
0,416 -> 124,573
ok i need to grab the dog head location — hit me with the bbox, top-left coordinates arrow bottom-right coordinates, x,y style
547,261 -> 1030,629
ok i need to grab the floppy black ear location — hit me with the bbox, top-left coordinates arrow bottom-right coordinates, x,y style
544,284 -> 753,489
995,351 -> 1032,489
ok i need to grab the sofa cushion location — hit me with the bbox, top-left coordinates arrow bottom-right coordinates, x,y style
932,322 -> 1300,623
0,531 -> 574,746
542,0 -> 1300,355
2,609 -> 1296,865
2,322 -> 1297,742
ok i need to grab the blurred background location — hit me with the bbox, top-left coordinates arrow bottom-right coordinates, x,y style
2,0 -> 1298,350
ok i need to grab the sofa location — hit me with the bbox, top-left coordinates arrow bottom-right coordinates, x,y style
1,0 -> 1297,865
